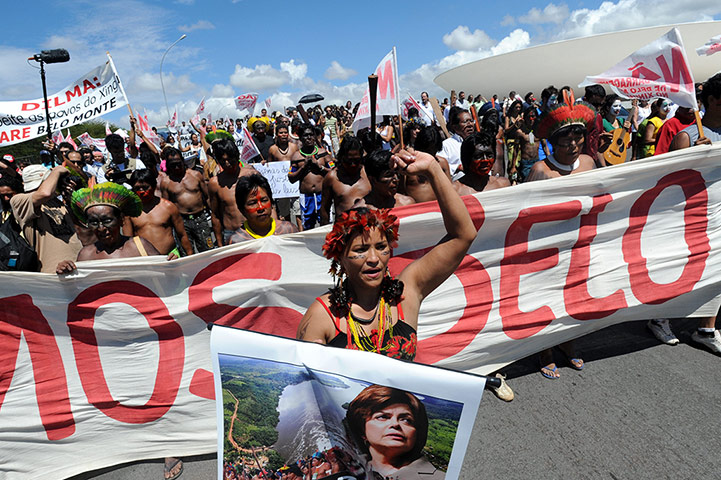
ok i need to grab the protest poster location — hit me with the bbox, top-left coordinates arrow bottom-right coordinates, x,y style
211,326 -> 484,480
0,56 -> 128,147
401,92 -> 424,121
236,93 -> 259,112
2,145 -> 721,478
254,161 -> 300,199
352,48 -> 401,133
240,126 -> 260,164
696,35 -> 721,56
579,28 -> 697,108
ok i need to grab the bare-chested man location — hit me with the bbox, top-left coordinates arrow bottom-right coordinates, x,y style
268,124 -> 299,162
454,131 -> 511,195
511,107 -> 541,183
158,147 -> 221,251
130,169 -> 193,257
320,134 -> 370,224
362,149 -> 415,209
288,124 -> 332,230
228,174 -> 298,243
207,136 -> 257,244
403,125 -> 451,203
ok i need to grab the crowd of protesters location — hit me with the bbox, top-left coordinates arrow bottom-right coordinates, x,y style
1,71 -> 721,479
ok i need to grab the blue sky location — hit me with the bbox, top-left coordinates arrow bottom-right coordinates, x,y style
1,0 -> 719,128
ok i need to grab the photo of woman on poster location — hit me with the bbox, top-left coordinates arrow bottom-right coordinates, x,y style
346,385 -> 445,479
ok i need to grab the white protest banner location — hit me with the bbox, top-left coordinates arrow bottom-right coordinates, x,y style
77,132 -> 106,152
696,35 -> 721,56
0,59 -> 127,147
211,326 -> 484,480
2,145 -> 721,478
352,48 -> 401,133
196,96 -> 206,115
579,28 -> 697,108
235,93 -> 259,112
239,126 -> 260,164
253,160 -> 300,199
168,109 -> 177,128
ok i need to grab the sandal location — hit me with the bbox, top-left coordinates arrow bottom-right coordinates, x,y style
540,364 -> 560,380
164,457 -> 183,480
568,358 -> 584,370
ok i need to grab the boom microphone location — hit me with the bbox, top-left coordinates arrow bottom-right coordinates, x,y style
30,49 -> 70,64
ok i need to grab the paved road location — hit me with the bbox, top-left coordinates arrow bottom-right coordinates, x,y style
71,318 -> 721,480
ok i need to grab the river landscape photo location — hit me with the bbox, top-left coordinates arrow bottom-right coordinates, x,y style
218,353 -> 465,477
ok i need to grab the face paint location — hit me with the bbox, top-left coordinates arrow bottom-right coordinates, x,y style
611,101 -> 622,115
662,102 -> 671,113
547,94 -> 558,108
245,190 -> 271,214
135,189 -> 154,201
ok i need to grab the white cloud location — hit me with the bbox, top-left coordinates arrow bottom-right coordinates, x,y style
211,84 -> 234,97
519,3 -> 570,24
228,59 -> 308,91
443,26 -> 495,51
230,64 -> 288,90
280,59 -> 308,83
554,0 -> 721,40
132,72 -> 198,95
325,61 -> 357,81
500,15 -> 516,27
179,20 -> 215,33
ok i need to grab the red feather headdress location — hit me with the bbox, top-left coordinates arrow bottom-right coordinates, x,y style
535,102 -> 596,140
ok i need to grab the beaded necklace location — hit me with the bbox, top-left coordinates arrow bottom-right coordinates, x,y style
345,296 -> 394,354
300,146 -> 319,157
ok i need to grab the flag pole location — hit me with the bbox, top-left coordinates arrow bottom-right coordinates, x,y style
106,52 -> 133,119
392,47 -> 405,150
694,111 -> 706,140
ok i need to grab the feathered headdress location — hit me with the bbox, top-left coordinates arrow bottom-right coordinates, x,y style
70,182 -> 142,223
204,129 -> 233,144
322,208 -> 399,277
535,102 -> 596,140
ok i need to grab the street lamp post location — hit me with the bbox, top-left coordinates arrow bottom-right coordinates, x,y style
159,34 -> 187,123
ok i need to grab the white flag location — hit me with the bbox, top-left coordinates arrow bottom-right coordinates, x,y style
168,109 -> 177,128
235,93 -> 259,112
579,28 -> 697,109
696,35 -> 721,56
239,127 -> 260,164
195,96 -> 206,115
352,48 -> 401,133
264,97 -> 272,110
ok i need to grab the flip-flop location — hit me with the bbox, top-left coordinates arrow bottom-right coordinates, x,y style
164,458 -> 183,480
569,358 -> 585,370
540,365 -> 560,379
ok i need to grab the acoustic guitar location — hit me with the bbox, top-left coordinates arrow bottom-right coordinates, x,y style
603,106 -> 636,166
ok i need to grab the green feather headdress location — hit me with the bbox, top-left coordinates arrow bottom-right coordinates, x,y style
204,129 -> 233,144
70,182 -> 142,224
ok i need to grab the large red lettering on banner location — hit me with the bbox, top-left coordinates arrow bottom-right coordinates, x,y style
391,196 -> 490,364
656,47 -> 694,93
67,281 -> 184,424
500,200 -> 583,339
622,169 -> 709,304
376,60 -> 395,101
565,194 -> 628,320
188,252 -> 301,336
0,294 -> 75,440
187,253 -> 302,399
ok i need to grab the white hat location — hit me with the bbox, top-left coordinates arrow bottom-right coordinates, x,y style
22,165 -> 50,192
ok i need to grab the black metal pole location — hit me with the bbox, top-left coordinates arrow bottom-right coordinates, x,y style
39,59 -> 52,141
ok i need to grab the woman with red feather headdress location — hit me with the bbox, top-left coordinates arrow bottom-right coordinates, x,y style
296,148 -> 476,362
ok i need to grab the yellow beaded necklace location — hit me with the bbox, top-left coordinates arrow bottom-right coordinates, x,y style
345,296 -> 394,353
243,218 -> 276,239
